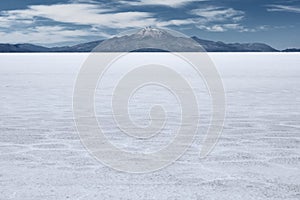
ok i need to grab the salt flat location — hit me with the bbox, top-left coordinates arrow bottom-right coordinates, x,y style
0,53 -> 299,199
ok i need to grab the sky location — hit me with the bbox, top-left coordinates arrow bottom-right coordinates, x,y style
0,0 -> 299,49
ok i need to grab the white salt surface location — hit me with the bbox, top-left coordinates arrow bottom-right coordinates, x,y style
0,53 -> 299,199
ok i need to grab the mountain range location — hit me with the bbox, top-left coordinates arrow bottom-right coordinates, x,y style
0,27 -> 298,52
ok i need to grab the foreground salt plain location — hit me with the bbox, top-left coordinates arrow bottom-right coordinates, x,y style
0,53 -> 299,199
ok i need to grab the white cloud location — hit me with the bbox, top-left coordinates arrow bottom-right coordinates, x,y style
266,5 -> 300,13
191,6 -> 244,22
197,23 -> 269,33
189,6 -> 254,32
157,19 -> 196,27
0,1 -> 261,44
197,24 -> 225,32
0,3 -> 157,29
0,2 -> 199,44
119,0 -> 208,8
0,2 -> 201,32
197,24 -> 240,32
0,3 -> 123,44
0,25 -> 109,45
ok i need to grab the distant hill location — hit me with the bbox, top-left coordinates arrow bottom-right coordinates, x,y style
50,40 -> 104,52
282,48 -> 300,52
0,28 -> 298,52
191,37 -> 278,52
0,43 -> 49,52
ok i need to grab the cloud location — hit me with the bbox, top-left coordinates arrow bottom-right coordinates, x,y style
0,2 -> 199,44
190,6 -> 268,33
157,19 -> 196,27
0,3 -> 157,29
0,2 -> 201,32
197,24 -> 242,32
119,0 -> 208,8
0,25 -> 109,45
191,6 -> 244,22
0,1 -> 265,44
266,5 -> 300,13
0,3 -> 124,44
197,23 -> 269,33
188,6 -> 252,32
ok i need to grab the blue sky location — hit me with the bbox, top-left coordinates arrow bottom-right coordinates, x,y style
0,0 -> 299,49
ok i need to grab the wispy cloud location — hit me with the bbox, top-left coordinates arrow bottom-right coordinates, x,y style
189,6 -> 253,32
0,1 -> 273,45
0,2 -> 201,44
197,24 -> 268,32
0,3 -> 156,29
191,6 -> 244,22
157,19 -> 196,27
0,25 -> 108,45
0,2 -> 208,32
266,5 -> 300,13
0,2 -> 159,44
197,24 -> 242,32
119,0 -> 208,8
